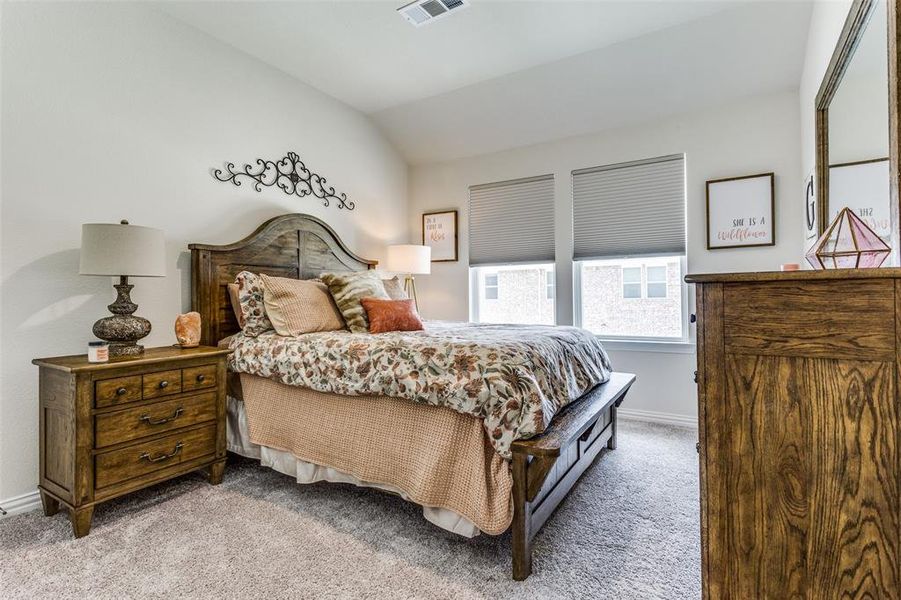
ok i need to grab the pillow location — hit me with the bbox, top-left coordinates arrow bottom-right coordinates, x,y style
382,276 -> 408,300
319,271 -> 389,333
234,271 -> 273,337
260,274 -> 345,336
227,283 -> 245,328
361,298 -> 424,333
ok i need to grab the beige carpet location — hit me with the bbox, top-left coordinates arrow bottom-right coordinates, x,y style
0,420 -> 700,599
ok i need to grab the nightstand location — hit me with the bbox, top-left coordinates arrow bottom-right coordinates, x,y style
32,345 -> 230,537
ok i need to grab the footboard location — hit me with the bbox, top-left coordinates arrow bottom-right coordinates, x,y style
509,372 -> 636,580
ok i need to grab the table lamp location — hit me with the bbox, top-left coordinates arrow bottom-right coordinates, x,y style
386,244 -> 430,312
79,220 -> 166,358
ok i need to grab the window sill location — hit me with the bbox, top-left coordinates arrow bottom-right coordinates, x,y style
598,338 -> 696,354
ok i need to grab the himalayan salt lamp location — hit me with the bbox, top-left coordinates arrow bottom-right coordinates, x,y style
175,311 -> 201,348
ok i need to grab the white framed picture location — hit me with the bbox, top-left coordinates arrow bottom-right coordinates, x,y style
829,158 -> 890,242
422,210 -> 458,262
706,173 -> 775,249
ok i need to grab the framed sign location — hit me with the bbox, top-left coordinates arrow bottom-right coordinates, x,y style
706,173 -> 775,249
422,210 -> 458,262
829,158 -> 890,243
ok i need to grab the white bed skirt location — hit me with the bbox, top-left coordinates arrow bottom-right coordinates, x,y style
226,395 -> 481,538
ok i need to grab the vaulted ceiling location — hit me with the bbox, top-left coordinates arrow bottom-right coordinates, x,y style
160,0 -> 814,164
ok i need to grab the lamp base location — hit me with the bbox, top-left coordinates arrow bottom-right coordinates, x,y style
404,275 -> 419,313
109,341 -> 145,358
93,315 -> 151,358
92,277 -> 151,358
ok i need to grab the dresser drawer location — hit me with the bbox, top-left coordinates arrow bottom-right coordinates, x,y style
95,375 -> 142,408
95,425 -> 217,490
142,369 -> 182,399
182,364 -> 217,393
723,279 -> 895,361
94,392 -> 217,448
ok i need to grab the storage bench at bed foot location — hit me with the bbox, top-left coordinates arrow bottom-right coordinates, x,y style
510,372 -> 635,580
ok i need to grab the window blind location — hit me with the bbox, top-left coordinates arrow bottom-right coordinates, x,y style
572,154 -> 685,260
469,174 -> 555,266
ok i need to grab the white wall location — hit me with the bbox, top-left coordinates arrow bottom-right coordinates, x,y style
408,90 -> 803,423
0,3 -> 408,502
798,0 -> 854,248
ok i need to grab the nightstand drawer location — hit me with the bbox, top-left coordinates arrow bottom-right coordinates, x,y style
182,364 -> 217,393
95,424 -> 217,490
95,376 -> 142,408
142,369 -> 182,399
94,392 -> 217,448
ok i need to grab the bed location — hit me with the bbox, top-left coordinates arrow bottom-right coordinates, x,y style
189,213 -> 635,579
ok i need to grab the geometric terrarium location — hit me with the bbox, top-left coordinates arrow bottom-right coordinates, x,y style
805,207 -> 891,269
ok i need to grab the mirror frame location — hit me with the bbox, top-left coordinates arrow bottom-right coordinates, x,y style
815,0 -> 901,262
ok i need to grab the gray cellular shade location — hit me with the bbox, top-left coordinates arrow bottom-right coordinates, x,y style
469,174 -> 555,266
572,154 -> 685,260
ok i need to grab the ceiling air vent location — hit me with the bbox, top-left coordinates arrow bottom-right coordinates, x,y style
398,0 -> 469,27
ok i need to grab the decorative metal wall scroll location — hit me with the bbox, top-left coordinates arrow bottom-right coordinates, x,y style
213,152 -> 354,210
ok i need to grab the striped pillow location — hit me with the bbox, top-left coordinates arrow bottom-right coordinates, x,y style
319,271 -> 389,333
260,274 -> 345,336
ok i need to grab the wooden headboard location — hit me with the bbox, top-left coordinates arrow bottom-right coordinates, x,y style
189,213 -> 376,345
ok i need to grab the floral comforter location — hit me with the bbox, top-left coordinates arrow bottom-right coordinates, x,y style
228,321 -> 612,459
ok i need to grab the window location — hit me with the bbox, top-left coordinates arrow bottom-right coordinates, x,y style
646,266 -> 667,298
472,264 -> 555,325
469,174 -> 555,325
622,267 -> 641,299
621,265 -> 668,300
572,154 -> 686,341
484,274 -> 498,300
576,256 -> 685,340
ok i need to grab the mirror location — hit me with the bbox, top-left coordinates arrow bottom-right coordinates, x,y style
816,0 -> 898,263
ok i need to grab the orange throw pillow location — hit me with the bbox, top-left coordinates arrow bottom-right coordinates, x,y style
361,298 -> 424,333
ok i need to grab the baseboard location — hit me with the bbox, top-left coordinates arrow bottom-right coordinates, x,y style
618,408 -> 697,428
0,489 -> 41,518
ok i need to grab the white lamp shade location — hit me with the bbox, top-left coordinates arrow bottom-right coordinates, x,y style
386,244 -> 431,275
79,222 -> 166,277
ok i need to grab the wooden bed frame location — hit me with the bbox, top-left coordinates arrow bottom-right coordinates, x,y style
189,213 -> 635,580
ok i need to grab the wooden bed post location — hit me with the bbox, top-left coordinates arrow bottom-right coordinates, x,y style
509,373 -> 634,580
607,404 -> 618,450
511,453 -> 532,580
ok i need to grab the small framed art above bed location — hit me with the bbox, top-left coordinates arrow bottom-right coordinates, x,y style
189,213 -> 635,580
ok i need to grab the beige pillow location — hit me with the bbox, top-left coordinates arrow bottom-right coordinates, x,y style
382,276 -> 408,300
260,274 -> 346,336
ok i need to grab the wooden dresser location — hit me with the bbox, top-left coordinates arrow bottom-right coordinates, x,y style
686,269 -> 900,599
32,346 -> 230,537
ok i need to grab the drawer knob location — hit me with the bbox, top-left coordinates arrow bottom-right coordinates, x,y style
140,442 -> 183,463
158,380 -> 169,389
196,374 -> 206,383
139,407 -> 183,426
693,371 -> 699,384
116,387 -> 128,396
690,313 -> 697,324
